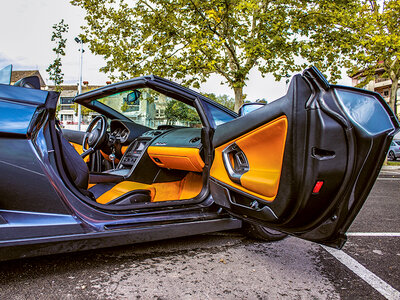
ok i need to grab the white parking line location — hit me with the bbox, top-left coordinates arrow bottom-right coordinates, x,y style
376,177 -> 400,180
347,232 -> 400,237
321,245 -> 400,300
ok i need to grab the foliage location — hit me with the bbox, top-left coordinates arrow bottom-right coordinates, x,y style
296,0 -> 400,114
70,0 -> 342,111
46,19 -> 69,92
165,100 -> 200,125
71,0 -> 400,113
120,101 -> 129,112
203,93 -> 235,110
74,103 -> 94,116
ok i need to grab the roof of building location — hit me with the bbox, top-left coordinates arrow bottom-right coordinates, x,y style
47,85 -> 104,91
11,70 -> 46,87
349,61 -> 386,79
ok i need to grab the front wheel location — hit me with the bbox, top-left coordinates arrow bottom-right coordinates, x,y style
242,223 -> 288,242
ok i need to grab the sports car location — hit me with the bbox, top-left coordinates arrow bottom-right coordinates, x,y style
0,65 -> 398,261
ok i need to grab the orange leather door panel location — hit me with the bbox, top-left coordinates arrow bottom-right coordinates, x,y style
210,116 -> 287,202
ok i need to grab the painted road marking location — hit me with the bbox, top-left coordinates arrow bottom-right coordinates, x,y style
347,232 -> 400,237
376,177 -> 400,181
322,245 -> 400,300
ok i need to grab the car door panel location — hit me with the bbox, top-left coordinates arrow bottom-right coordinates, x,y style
211,116 -> 287,201
210,67 -> 400,248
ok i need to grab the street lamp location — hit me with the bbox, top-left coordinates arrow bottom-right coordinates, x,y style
75,37 -> 85,131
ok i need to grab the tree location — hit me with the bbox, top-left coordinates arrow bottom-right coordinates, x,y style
203,93 -> 235,110
46,19 -> 69,92
350,0 -> 400,115
165,99 -> 200,125
71,0 -> 331,111
297,0 -> 400,115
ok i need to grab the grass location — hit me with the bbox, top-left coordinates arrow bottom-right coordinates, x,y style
387,161 -> 400,166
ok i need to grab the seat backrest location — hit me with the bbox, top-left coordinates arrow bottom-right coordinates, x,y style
57,130 -> 89,190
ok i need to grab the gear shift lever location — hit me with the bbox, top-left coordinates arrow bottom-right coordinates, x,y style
109,153 -> 116,169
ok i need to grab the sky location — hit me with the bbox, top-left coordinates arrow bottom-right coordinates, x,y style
1,0 -> 352,102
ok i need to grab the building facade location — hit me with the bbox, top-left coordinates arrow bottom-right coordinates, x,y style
351,68 -> 400,117
47,84 -> 103,130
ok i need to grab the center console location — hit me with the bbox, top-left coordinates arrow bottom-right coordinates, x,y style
118,137 -> 152,168
112,129 -> 167,176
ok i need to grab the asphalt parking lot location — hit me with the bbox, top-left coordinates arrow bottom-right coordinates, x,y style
0,167 -> 399,299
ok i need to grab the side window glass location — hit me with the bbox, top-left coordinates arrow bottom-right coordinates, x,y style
96,88 -> 202,129
57,97 -> 99,131
203,101 -> 236,126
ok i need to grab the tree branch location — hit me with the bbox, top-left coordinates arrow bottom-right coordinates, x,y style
198,47 -> 234,85
138,0 -> 156,13
187,0 -> 240,70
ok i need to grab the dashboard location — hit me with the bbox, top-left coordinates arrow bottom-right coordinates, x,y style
102,118 -> 204,179
109,119 -> 151,146
111,126 -> 203,177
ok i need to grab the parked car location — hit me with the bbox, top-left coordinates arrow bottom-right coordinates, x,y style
388,140 -> 400,160
0,65 -> 398,262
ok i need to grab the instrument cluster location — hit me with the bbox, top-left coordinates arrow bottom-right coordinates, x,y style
111,127 -> 129,144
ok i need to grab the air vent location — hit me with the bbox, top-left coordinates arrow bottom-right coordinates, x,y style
190,137 -> 201,143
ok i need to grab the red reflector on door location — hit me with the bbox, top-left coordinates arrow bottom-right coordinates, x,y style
312,181 -> 324,194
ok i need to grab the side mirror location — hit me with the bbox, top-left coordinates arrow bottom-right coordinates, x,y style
238,102 -> 266,116
126,90 -> 141,105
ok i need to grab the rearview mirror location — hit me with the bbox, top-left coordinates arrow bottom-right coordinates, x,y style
126,90 -> 141,105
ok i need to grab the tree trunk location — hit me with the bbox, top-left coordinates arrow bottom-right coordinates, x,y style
389,77 -> 398,115
234,87 -> 244,112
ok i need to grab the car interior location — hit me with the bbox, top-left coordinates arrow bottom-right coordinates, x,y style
55,87 -> 211,208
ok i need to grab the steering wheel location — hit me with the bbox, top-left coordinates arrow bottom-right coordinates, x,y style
81,115 -> 107,158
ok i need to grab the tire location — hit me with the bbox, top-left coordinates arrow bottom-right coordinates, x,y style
242,222 -> 288,242
388,151 -> 396,161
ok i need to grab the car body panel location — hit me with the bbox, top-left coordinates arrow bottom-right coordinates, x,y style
0,217 -> 241,261
0,210 -> 83,240
0,84 -> 49,136
0,83 -> 48,105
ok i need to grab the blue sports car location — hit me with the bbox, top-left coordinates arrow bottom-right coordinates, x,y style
0,64 -> 398,261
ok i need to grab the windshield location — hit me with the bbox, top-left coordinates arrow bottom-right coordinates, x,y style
0,65 -> 12,85
95,88 -> 202,129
